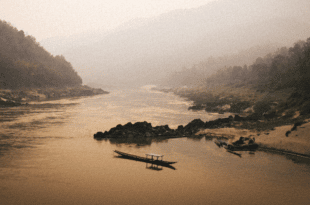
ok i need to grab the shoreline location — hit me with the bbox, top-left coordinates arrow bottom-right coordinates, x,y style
94,116 -> 310,158
150,86 -> 310,157
199,122 -> 310,157
0,85 -> 109,106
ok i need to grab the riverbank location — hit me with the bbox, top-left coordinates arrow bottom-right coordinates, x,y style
198,120 -> 310,157
157,85 -> 294,114
94,114 -> 310,157
95,83 -> 310,157
149,85 -> 310,155
0,85 -> 109,106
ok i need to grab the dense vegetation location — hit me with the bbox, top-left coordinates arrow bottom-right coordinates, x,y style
161,44 -> 280,87
204,38 -> 310,92
162,37 -> 310,120
0,20 -> 82,89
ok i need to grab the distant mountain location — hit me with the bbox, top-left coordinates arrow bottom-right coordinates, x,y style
40,0 -> 310,87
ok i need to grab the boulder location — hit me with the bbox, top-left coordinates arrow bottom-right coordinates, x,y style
206,117 -> 232,128
94,131 -> 106,139
145,132 -> 153,137
234,115 -> 244,121
184,119 -> 205,132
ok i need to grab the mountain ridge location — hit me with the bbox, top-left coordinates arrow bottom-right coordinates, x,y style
40,0 -> 310,86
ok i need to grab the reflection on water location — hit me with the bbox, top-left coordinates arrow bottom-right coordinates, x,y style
115,155 -> 176,170
103,136 -> 175,147
0,88 -> 310,205
108,137 -> 153,147
260,148 -> 310,166
0,101 -> 78,159
146,163 -> 163,171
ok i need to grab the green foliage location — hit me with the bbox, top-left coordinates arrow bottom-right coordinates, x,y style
0,20 -> 82,89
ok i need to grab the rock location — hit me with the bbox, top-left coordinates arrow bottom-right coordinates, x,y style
263,111 -> 277,119
292,121 -> 304,131
124,122 -> 133,128
0,97 -> 22,107
206,117 -> 233,128
177,125 -> 184,130
163,125 -> 171,131
94,116 -> 246,140
145,132 -> 152,137
229,101 -> 251,113
184,119 -> 205,131
245,113 -> 261,121
94,131 -> 106,139
234,115 -> 244,121
133,121 -> 152,132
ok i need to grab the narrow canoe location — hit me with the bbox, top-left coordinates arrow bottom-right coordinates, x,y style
114,150 -> 177,165
214,139 -> 258,151
226,143 -> 259,151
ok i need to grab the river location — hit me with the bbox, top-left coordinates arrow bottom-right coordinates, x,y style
0,86 -> 309,205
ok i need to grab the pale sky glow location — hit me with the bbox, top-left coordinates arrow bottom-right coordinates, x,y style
0,0 -> 216,41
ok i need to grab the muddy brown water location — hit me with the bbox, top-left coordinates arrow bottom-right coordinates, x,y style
0,87 -> 309,205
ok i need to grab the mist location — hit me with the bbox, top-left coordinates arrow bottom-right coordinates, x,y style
40,0 -> 310,87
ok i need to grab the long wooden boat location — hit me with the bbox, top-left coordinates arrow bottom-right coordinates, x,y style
214,139 -> 258,151
214,139 -> 258,158
114,150 -> 177,166
226,143 -> 258,151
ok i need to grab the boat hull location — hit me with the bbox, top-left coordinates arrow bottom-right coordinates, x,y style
114,150 -> 177,165
214,139 -> 258,151
226,143 -> 258,151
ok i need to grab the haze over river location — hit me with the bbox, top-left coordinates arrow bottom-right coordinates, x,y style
0,86 -> 309,205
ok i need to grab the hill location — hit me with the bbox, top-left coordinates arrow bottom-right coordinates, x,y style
0,20 -> 82,89
0,20 -> 108,106
163,37 -> 310,121
40,0 -> 310,87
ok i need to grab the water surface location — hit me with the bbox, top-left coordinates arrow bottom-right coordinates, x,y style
0,87 -> 309,205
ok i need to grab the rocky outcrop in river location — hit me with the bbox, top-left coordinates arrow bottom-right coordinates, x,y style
94,115 -> 251,140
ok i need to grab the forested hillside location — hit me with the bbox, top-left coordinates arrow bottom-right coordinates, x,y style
163,37 -> 310,119
161,44 -> 281,87
0,20 -> 82,89
163,38 -> 310,91
204,38 -> 310,92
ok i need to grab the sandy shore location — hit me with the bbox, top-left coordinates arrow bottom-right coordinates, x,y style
197,119 -> 310,156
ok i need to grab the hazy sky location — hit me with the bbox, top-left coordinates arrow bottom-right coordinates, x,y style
0,0 -> 216,41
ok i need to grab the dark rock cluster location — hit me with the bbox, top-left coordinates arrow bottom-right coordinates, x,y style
94,115 -> 249,140
94,121 -> 183,139
0,98 -> 22,107
285,120 -> 305,137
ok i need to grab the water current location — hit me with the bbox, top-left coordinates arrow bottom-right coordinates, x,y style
0,86 -> 309,205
